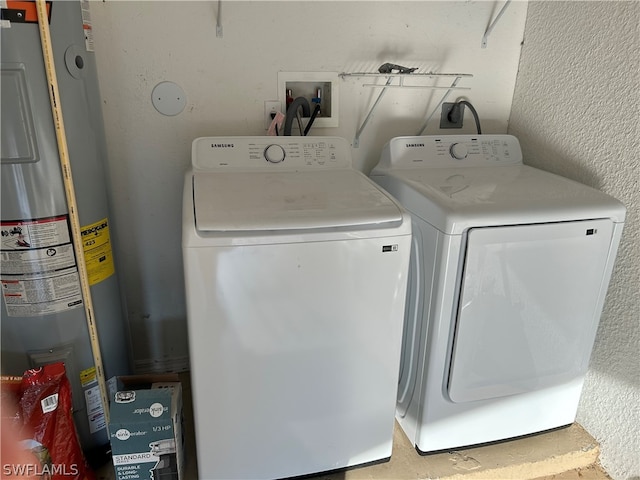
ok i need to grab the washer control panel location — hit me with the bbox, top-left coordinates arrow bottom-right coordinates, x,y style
192,136 -> 350,171
376,135 -> 523,171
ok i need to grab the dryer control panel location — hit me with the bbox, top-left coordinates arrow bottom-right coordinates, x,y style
375,135 -> 523,172
192,136 -> 351,171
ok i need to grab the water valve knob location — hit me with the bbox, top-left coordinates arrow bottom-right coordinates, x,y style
264,144 -> 286,163
450,143 -> 469,160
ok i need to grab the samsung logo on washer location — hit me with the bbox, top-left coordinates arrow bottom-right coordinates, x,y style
211,143 -> 235,148
405,143 -> 425,148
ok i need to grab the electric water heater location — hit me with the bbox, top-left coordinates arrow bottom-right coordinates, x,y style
1,0 -> 130,457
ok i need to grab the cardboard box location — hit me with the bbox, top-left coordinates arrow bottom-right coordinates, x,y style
107,374 -> 184,480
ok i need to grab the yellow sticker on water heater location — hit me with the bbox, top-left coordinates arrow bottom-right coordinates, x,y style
80,366 -> 97,387
81,217 -> 115,286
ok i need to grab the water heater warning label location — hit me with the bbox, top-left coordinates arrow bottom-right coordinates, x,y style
81,217 -> 115,286
0,215 -> 83,317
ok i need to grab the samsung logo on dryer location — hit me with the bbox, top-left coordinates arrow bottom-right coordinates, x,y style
211,143 -> 235,148
405,143 -> 425,148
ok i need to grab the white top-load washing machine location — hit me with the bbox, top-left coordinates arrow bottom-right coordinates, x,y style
182,136 -> 412,479
370,134 -> 625,453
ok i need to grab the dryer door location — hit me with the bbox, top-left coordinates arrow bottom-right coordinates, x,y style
448,219 -> 614,403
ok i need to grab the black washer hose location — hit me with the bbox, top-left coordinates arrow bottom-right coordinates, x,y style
452,100 -> 482,135
283,97 -> 311,136
303,104 -> 322,136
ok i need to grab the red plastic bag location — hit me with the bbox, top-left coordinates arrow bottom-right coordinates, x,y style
1,362 -> 95,480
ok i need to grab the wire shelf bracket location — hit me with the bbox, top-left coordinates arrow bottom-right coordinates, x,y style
481,0 -> 512,48
339,72 -> 473,147
215,0 -> 223,38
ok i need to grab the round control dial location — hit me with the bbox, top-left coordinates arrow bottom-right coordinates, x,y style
264,144 -> 285,163
449,143 -> 469,160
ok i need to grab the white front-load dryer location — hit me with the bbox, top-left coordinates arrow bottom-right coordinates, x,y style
370,134 -> 626,453
182,137 -> 411,479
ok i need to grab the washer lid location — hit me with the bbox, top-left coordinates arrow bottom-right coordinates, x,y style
376,164 -> 626,234
193,169 -> 403,232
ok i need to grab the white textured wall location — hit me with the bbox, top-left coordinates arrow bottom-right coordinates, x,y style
509,2 -> 640,479
89,1 -> 528,372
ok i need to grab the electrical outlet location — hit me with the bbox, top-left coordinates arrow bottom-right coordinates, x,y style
440,102 -> 465,129
264,101 -> 281,130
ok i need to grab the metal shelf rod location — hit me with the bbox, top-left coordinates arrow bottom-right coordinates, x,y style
362,84 -> 470,90
339,72 -> 473,78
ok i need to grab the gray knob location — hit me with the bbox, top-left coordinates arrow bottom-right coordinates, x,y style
264,144 -> 285,163
450,143 -> 469,160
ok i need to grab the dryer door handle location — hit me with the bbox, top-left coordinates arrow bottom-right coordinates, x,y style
397,226 -> 425,415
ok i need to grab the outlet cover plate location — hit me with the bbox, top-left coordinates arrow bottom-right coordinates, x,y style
440,102 -> 465,129
264,100 -> 281,129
